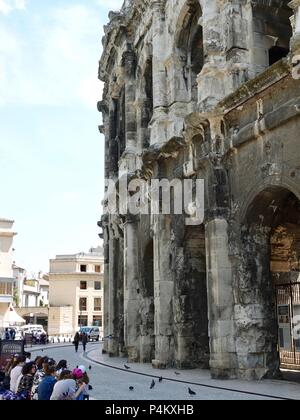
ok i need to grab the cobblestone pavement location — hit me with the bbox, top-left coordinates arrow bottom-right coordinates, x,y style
29,343 -> 300,400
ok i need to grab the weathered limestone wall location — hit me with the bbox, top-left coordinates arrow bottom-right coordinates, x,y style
99,0 -> 300,379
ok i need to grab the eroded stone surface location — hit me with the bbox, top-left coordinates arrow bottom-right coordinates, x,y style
98,0 -> 300,380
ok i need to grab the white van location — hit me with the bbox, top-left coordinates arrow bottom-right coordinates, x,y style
21,324 -> 47,336
79,326 -> 100,342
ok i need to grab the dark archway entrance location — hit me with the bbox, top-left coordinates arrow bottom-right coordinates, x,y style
270,194 -> 300,370
241,187 -> 300,378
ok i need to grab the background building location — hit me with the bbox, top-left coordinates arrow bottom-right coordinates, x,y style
0,219 -> 17,334
48,247 -> 104,337
14,268 -> 50,330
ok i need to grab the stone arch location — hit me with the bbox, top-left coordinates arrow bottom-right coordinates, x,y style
174,0 -> 204,102
251,0 -> 293,70
237,185 -> 300,378
239,177 -> 300,224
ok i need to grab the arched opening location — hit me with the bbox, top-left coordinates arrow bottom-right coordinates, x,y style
174,225 -> 210,369
240,187 -> 300,378
252,1 -> 292,70
140,239 -> 155,362
176,0 -> 203,102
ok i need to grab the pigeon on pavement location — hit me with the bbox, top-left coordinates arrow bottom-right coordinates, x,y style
129,386 -> 134,391
159,377 -> 163,383
150,380 -> 155,389
188,388 -> 196,396
124,364 -> 131,370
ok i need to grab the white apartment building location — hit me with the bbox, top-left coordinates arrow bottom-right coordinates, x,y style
13,267 -> 49,308
48,247 -> 104,337
0,219 -> 17,333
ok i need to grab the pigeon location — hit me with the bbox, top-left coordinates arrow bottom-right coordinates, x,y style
129,386 -> 134,391
174,372 -> 180,376
124,364 -> 131,370
150,380 -> 155,389
159,377 -> 163,383
188,388 -> 196,396
89,365 -> 92,370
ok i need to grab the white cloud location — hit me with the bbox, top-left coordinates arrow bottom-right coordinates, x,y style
0,0 -> 26,15
0,3 -> 104,108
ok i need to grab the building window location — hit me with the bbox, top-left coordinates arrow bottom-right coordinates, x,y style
79,297 -> 87,311
80,281 -> 87,290
94,281 -> 101,291
0,282 -> 13,296
93,315 -> 102,327
80,265 -> 87,272
94,298 -> 101,312
95,265 -> 101,273
78,315 -> 88,327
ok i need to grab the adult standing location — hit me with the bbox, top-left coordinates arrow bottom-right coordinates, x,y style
73,332 -> 80,353
82,333 -> 88,353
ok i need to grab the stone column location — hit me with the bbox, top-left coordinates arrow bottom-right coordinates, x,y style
107,221 -> 124,357
150,0 -> 168,146
102,221 -> 110,354
120,46 -> 138,177
152,214 -> 175,369
124,216 -> 141,362
235,225 -> 280,380
205,218 -> 237,379
198,0 -> 224,110
123,46 -> 137,153
289,0 -> 300,54
221,0 -> 256,89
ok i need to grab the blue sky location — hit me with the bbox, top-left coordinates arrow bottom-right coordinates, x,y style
0,0 -> 123,275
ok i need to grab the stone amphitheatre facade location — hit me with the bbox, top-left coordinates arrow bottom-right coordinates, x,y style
98,0 -> 300,380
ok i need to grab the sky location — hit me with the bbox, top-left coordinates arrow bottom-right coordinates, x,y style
0,0 -> 124,276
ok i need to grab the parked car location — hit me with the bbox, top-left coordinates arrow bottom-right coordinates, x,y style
79,327 -> 100,342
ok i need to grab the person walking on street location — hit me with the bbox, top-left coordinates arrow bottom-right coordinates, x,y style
73,332 -> 80,353
82,333 -> 88,353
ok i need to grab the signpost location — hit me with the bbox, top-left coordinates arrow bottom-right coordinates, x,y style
0,340 -> 25,372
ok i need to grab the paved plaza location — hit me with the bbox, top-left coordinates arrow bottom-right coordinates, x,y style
26,343 -> 300,401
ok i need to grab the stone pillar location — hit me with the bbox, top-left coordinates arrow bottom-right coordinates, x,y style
198,0 -> 224,110
102,221 -> 110,354
119,45 -> 138,177
107,222 -> 124,357
124,216 -> 141,362
152,214 -> 175,368
122,46 -> 137,153
205,218 -> 237,379
221,0 -> 255,88
150,0 -> 168,146
235,226 -> 280,380
289,0 -> 300,54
